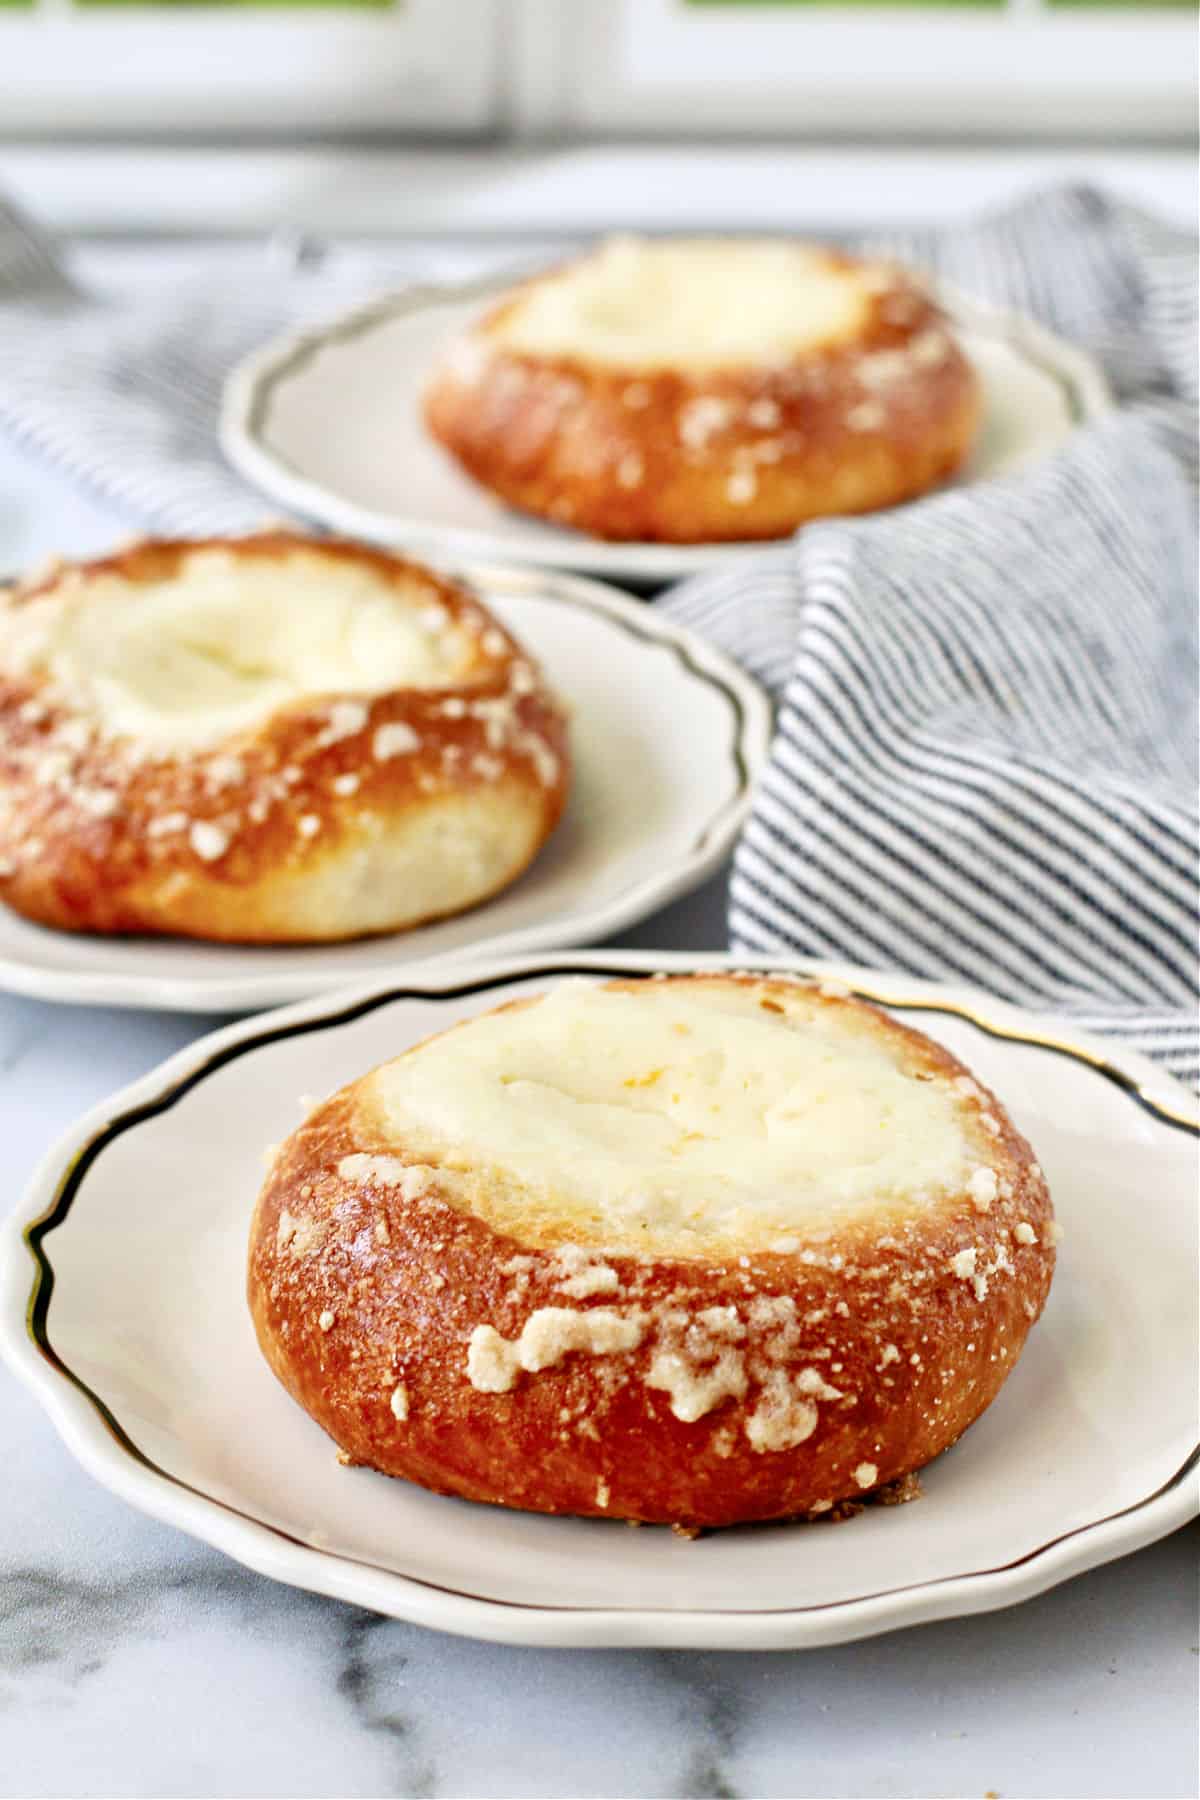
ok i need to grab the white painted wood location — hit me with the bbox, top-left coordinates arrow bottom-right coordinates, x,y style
556,0 -> 1195,140
0,0 -> 500,136
499,0 -> 571,138
1,144 -> 1194,239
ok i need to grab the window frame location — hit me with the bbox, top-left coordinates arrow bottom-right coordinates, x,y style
1,0 -> 500,136
511,0 -> 1196,140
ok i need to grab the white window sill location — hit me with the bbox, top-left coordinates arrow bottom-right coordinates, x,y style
1,142 -> 1195,241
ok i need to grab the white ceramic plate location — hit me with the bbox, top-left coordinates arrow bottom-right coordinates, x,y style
3,949 -> 1195,1650
0,569 -> 768,1013
221,273 -> 1112,585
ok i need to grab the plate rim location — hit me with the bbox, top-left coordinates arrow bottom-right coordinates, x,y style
0,569 -> 771,1013
219,268 -> 1114,584
3,947 -> 1195,1650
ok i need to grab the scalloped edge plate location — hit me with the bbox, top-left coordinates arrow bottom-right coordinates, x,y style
221,273 -> 1112,584
0,568 -> 769,1012
2,949 -> 1194,1649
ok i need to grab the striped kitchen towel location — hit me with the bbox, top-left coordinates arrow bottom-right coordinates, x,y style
0,196 -> 538,534
662,187 -> 1198,1085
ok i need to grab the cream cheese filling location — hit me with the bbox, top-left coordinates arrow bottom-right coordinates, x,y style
370,979 -> 976,1254
490,237 -> 872,372
0,548 -> 476,750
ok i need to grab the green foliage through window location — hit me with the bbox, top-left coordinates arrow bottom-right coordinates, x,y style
72,0 -> 397,10
686,0 -> 1005,9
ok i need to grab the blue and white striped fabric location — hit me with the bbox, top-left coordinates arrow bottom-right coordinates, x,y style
0,197 -> 536,535
662,188 -> 1198,1085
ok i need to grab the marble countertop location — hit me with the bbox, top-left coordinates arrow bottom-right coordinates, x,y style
2,197 -> 1198,1799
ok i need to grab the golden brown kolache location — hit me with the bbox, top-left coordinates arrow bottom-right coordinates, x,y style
425,237 -> 981,544
0,533 -> 569,942
248,973 -> 1056,1528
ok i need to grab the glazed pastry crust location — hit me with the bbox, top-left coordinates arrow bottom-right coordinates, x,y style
247,974 -> 1056,1527
424,247 -> 981,544
0,534 -> 569,943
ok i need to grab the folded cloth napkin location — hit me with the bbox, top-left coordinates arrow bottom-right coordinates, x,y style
0,184 -> 1195,1084
0,197 -> 539,534
661,186 -> 1199,1086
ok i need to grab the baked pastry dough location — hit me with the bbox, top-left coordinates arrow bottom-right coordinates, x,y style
424,236 -> 981,543
248,973 -> 1056,1527
0,534 -> 568,942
